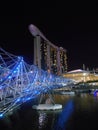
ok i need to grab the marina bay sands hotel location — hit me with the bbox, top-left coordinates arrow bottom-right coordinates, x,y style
29,24 -> 67,75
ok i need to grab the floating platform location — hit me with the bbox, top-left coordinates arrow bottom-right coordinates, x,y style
61,91 -> 75,95
32,104 -> 62,110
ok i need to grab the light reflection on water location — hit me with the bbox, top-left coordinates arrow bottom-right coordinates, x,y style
53,99 -> 74,130
0,93 -> 98,130
38,112 -> 47,129
37,108 -> 62,130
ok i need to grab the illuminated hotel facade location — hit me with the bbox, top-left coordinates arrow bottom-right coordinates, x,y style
29,24 -> 67,75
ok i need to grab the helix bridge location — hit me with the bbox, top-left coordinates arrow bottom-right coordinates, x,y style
0,48 -> 73,118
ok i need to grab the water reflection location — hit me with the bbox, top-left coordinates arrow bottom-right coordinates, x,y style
1,94 -> 98,130
0,109 -> 22,130
37,110 -> 62,130
53,100 -> 74,130
38,111 -> 47,129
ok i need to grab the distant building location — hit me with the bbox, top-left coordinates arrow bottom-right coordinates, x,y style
62,69 -> 98,84
28,24 -> 67,75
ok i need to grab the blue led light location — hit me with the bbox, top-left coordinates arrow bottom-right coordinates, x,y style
0,113 -> 3,118
14,70 -> 17,73
26,97 -> 31,101
8,76 -> 12,79
18,56 -> 21,59
16,98 -> 21,103
25,89 -> 29,92
34,91 -> 38,94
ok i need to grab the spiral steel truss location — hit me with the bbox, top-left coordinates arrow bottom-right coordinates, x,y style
0,48 -> 71,118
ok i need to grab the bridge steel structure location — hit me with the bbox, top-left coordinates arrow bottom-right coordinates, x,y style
0,48 -> 72,118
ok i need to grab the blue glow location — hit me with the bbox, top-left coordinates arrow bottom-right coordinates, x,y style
34,90 -> 38,95
26,97 -> 31,101
0,79 -> 2,82
25,89 -> 29,92
0,113 -> 3,118
16,67 -> 19,70
0,85 -> 3,89
14,70 -> 17,73
94,90 -> 98,97
53,100 -> 74,130
8,76 -> 12,79
18,56 -> 21,59
16,98 -> 21,103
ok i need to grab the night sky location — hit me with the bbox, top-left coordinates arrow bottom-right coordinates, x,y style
0,2 -> 98,71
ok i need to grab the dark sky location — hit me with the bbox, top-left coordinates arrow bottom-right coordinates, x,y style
0,2 -> 98,71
